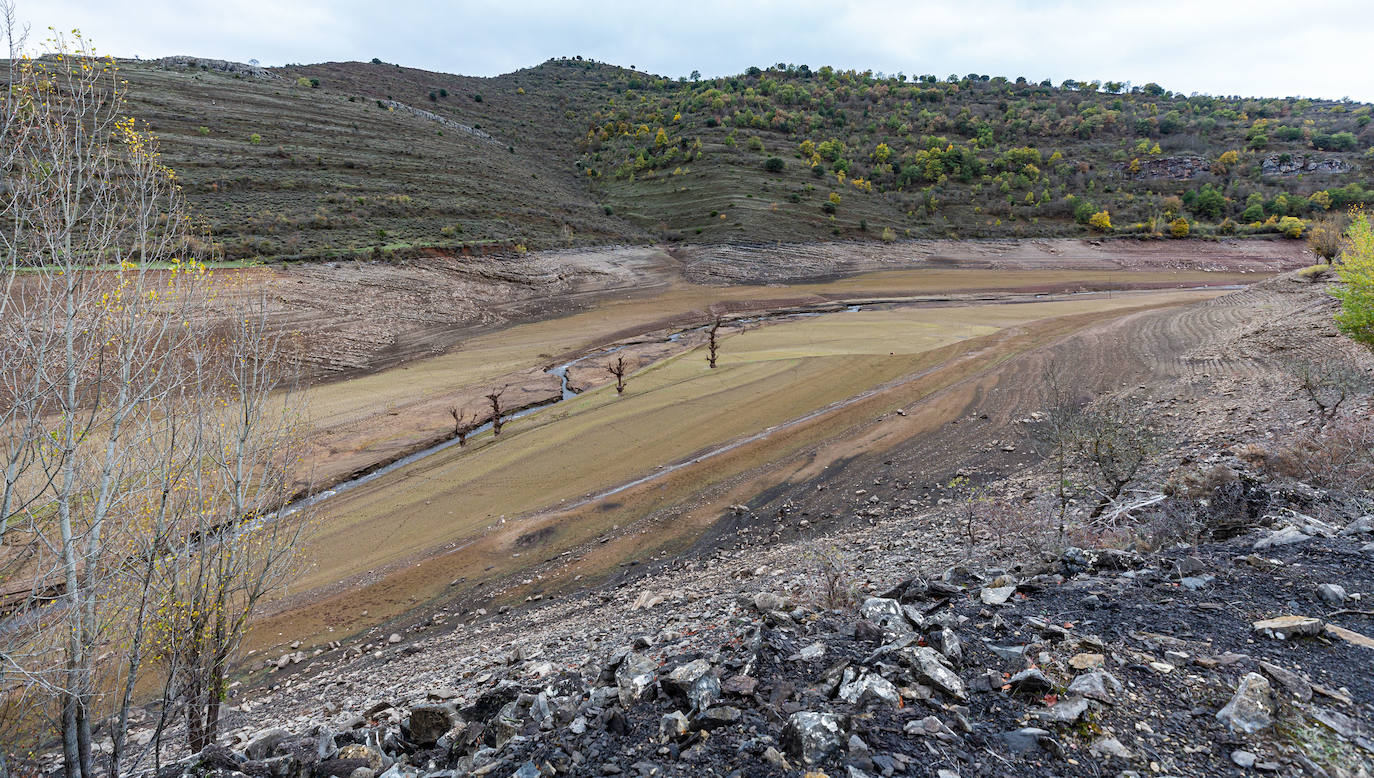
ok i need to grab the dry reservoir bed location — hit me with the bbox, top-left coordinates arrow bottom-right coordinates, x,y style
254,281 -> 1239,651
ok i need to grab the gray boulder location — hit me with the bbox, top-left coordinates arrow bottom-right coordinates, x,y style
616,652 -> 659,706
406,705 -> 458,746
860,597 -> 913,637
1216,672 -> 1275,734
780,711 -> 846,765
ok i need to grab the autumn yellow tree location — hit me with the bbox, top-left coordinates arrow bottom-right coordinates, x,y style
1088,210 -> 1113,233
0,18 -> 309,776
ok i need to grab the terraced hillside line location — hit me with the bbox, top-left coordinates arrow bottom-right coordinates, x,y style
246,290 -> 1224,651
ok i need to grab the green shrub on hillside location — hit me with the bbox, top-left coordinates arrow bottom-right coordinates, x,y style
1333,211 -> 1374,348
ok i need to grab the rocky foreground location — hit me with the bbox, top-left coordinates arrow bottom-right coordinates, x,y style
150,474 -> 1373,778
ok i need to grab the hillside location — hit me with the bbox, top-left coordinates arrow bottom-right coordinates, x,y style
116,56 -> 1374,262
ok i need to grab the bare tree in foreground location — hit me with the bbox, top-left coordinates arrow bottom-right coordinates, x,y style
707,318 -> 723,368
606,355 -> 628,394
0,22 -> 310,777
487,387 -> 507,435
1074,399 -> 1160,519
1028,361 -> 1086,543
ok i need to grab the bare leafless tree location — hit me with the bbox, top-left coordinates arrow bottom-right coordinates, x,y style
1027,360 -> 1086,542
0,25 -> 309,777
606,355 -> 628,394
1074,399 -> 1160,519
707,318 -> 723,368
448,406 -> 477,445
487,387 -> 507,435
150,294 -> 310,756
1285,356 -> 1370,420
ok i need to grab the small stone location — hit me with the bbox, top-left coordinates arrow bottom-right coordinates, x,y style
1090,736 -> 1134,759
659,711 -> 689,741
1317,584 -> 1348,605
1000,727 -> 1048,754
903,646 -> 967,700
903,715 -> 952,737
1067,671 -> 1122,704
1257,661 -> 1313,702
694,705 -> 741,730
1069,653 -> 1105,670
1034,696 -> 1090,724
1007,668 -> 1053,695
1148,661 -> 1175,674
798,642 -> 826,661
616,652 -> 659,706
1253,526 -> 1311,549
837,673 -> 901,707
1252,615 -> 1325,639
1216,673 -> 1274,734
780,711 -> 845,766
387,633 -> 402,644
1180,575 -> 1213,591
1340,515 -> 1374,535
1231,750 -> 1257,768
928,627 -> 963,664
1324,623 -> 1374,650
980,585 -> 1017,606
860,597 -> 913,636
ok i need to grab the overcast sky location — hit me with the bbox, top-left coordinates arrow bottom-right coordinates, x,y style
19,1 -> 1374,101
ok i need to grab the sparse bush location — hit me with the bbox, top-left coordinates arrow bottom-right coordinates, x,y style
763,156 -> 784,173
248,132 -> 262,144
1284,355 -> 1370,418
881,226 -> 897,242
804,546 -> 858,609
197,126 -> 209,136
1170,217 -> 1190,238
1269,415 -> 1374,493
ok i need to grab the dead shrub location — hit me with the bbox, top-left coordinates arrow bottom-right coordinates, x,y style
803,545 -> 858,610
1269,414 -> 1374,493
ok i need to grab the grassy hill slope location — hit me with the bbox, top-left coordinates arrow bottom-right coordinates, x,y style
120,57 -> 1374,261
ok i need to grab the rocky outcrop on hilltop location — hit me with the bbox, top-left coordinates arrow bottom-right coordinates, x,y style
155,56 -> 278,80
1260,155 -> 1352,177
1125,155 -> 1212,181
